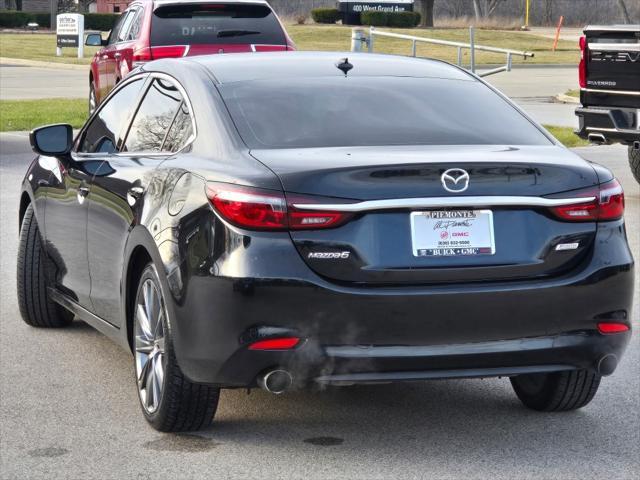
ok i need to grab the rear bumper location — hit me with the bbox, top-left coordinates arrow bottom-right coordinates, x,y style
167,220 -> 634,387
575,105 -> 639,145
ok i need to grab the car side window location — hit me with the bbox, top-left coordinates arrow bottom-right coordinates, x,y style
78,79 -> 145,154
107,11 -> 129,45
123,78 -> 189,153
117,10 -> 137,43
163,102 -> 194,152
124,8 -> 144,41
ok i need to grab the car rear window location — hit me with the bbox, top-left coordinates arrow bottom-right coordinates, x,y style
219,77 -> 552,149
150,3 -> 286,46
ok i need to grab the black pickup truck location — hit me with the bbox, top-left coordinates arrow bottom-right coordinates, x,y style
575,25 -> 640,183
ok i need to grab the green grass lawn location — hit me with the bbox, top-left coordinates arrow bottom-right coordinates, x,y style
0,98 -> 88,131
0,97 -> 587,149
545,125 -> 588,148
0,33 -> 99,65
0,25 -> 578,66
287,24 -> 579,65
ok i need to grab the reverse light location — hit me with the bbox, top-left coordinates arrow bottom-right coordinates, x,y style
578,36 -> 587,88
597,322 -> 630,334
248,337 -> 300,350
206,183 -> 353,231
549,179 -> 624,222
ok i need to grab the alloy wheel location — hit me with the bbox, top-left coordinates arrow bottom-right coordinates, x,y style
89,86 -> 97,114
134,278 -> 167,414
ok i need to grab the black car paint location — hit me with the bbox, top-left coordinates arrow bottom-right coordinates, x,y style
20,53 -> 634,389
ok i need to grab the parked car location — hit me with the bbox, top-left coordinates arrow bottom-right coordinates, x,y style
575,24 -> 640,183
20,52 -> 634,432
85,0 -> 294,112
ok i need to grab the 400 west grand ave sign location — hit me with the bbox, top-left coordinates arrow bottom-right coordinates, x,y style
338,0 -> 414,13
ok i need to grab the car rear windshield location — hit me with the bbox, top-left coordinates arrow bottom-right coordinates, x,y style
150,3 -> 286,46
219,77 -> 553,149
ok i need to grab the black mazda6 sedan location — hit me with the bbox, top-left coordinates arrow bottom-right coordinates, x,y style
18,52 -> 634,431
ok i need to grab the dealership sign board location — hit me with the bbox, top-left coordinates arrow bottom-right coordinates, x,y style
56,14 -> 84,58
338,0 -> 414,14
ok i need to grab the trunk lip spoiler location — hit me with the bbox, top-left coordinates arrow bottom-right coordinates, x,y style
292,196 -> 596,212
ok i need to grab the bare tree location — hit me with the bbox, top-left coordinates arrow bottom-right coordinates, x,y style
616,0 -> 632,23
472,0 -> 505,19
418,0 -> 435,27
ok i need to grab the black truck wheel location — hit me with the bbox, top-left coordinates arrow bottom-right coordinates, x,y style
629,146 -> 640,184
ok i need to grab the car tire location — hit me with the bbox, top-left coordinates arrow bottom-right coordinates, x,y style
629,146 -> 640,184
510,369 -> 601,412
17,204 -> 73,328
89,81 -> 97,115
133,263 -> 220,432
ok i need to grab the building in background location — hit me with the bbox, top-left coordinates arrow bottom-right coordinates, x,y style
86,0 -> 130,13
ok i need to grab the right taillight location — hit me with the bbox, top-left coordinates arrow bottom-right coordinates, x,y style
205,182 -> 354,231
578,35 -> 587,88
550,179 -> 624,222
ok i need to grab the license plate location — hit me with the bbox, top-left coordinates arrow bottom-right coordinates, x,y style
410,210 -> 495,257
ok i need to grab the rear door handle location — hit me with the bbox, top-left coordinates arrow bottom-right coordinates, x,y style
127,186 -> 145,206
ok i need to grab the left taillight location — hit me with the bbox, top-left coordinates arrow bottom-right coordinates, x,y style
549,179 -> 624,222
578,35 -> 587,88
132,45 -> 188,67
206,183 -> 353,231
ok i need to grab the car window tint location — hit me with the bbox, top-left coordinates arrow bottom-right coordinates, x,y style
124,8 -> 144,41
162,102 -> 194,152
107,11 -> 129,45
150,3 -> 286,47
117,10 -> 137,42
220,77 -> 552,148
79,79 -> 144,154
123,79 -> 183,153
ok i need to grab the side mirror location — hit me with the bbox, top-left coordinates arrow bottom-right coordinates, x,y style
85,33 -> 105,47
30,124 -> 73,156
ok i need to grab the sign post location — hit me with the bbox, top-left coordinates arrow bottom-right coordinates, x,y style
56,13 -> 84,58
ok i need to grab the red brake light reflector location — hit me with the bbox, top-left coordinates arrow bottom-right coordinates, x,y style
597,322 -> 629,334
248,337 -> 300,350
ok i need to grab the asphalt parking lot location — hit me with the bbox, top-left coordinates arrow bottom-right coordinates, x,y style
0,133 -> 638,479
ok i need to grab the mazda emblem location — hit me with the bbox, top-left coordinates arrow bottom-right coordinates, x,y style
441,168 -> 470,193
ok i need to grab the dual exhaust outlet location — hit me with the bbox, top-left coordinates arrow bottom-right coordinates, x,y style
257,369 -> 293,395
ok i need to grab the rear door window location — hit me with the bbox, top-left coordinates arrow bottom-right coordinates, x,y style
117,9 -> 137,42
123,8 -> 144,42
150,3 -> 286,46
123,78 -> 188,152
79,78 -> 145,153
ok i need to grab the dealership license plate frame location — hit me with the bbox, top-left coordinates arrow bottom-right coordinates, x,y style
410,210 -> 496,257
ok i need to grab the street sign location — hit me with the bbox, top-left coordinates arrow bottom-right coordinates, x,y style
56,13 -> 84,58
338,1 -> 414,14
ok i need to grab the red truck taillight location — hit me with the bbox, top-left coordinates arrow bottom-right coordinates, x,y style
578,35 -> 587,88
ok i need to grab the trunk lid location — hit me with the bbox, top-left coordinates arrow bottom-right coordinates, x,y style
251,145 -> 599,285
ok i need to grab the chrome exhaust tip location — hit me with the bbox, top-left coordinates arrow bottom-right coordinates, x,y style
587,133 -> 606,144
258,369 -> 293,395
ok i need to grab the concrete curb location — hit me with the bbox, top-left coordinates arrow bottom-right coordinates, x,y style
0,57 -> 88,70
555,93 -> 580,104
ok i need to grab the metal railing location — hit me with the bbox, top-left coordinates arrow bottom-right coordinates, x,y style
351,27 -> 534,77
